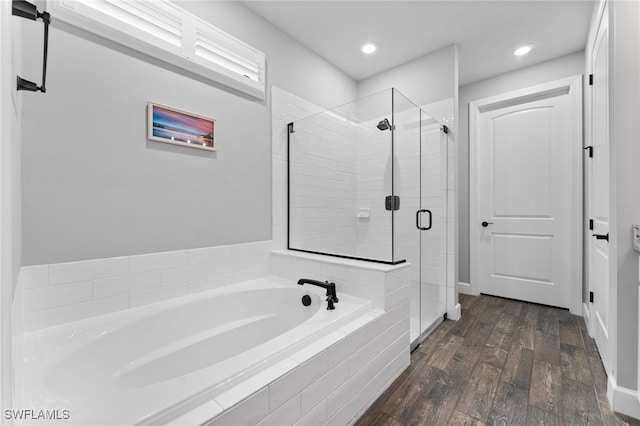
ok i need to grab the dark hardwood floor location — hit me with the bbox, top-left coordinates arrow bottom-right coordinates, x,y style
356,294 -> 640,426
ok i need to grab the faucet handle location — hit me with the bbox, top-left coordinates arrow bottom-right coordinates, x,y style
325,282 -> 338,303
326,296 -> 335,310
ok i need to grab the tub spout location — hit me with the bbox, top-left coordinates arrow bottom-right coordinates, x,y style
297,278 -> 339,310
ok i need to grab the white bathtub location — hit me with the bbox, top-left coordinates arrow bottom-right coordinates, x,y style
18,276 -> 372,425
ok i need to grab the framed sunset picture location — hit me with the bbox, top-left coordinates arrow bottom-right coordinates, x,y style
147,102 -> 215,151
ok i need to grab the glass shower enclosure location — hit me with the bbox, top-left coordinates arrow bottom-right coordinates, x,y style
287,88 -> 449,347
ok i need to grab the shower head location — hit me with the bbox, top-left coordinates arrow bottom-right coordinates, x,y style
377,118 -> 394,131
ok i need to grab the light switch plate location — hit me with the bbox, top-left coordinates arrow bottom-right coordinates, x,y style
633,224 -> 640,253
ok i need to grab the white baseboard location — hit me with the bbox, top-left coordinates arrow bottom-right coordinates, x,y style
457,281 -> 476,295
447,303 -> 461,321
582,302 -> 591,332
608,375 -> 640,419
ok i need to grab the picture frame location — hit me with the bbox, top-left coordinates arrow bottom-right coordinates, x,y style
147,102 -> 215,151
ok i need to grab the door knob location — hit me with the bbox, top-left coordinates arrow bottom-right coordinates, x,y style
593,233 -> 609,242
481,221 -> 494,227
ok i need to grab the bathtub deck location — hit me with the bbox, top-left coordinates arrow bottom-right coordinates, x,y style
355,294 -> 640,426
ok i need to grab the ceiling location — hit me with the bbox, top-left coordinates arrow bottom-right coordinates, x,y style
243,1 -> 595,85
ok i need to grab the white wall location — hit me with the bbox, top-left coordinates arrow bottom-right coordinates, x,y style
0,1 -> 10,417
357,45 -> 455,107
1,0 -> 22,418
355,113 -> 395,262
608,0 -> 640,392
21,1 -> 356,266
9,18 -> 21,295
458,51 -> 585,285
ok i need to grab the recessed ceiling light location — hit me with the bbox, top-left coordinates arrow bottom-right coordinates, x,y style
514,45 -> 533,56
361,42 -> 377,55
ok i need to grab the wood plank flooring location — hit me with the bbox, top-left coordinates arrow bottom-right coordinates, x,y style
355,294 -> 640,426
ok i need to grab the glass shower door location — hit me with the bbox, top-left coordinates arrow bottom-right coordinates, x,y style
393,90 -> 448,348
391,91 -> 422,344
419,113 -> 448,341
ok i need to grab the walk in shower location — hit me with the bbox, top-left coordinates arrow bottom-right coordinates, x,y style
287,88 -> 449,347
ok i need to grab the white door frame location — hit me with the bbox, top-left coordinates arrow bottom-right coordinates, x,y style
582,0 -> 608,345
584,0 -> 614,380
469,75 -> 583,315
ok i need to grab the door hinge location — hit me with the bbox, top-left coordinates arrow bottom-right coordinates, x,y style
584,146 -> 593,157
288,122 -> 295,134
385,195 -> 400,211
441,125 -> 449,134
589,219 -> 594,230
589,74 -> 593,86
589,291 -> 594,303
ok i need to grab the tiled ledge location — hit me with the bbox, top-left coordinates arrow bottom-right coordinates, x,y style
271,249 -> 410,273
16,241 -> 273,331
272,250 -> 410,314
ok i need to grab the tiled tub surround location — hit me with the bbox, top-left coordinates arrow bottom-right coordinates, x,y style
18,277 -> 378,425
14,248 -> 411,426
14,240 -> 272,332
204,252 -> 411,426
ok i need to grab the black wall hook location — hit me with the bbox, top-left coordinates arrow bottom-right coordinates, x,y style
12,0 -> 50,93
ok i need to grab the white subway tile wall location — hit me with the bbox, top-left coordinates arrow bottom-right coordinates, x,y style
216,358 -> 299,410
47,295 -> 129,328
269,352 -> 329,412
272,87 -> 398,262
273,88 -> 360,257
49,257 -> 130,285
208,387 -> 270,426
11,285 -> 26,411
299,359 -> 348,413
354,115 -> 394,262
257,394 -> 302,426
271,87 -> 324,250
130,251 -> 187,274
16,240 -> 272,331
21,265 -> 48,289
294,399 -> 328,426
289,113 -> 359,255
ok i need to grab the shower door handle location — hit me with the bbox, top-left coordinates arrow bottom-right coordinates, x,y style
416,209 -> 432,231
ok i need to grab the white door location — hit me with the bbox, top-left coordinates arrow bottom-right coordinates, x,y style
470,77 -> 582,310
588,7 -> 611,374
